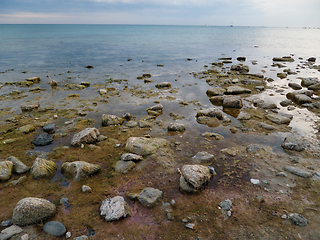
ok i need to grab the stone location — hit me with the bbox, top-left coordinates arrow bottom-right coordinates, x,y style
100,196 -> 131,221
61,161 -> 101,180
281,136 -> 306,152
179,176 -> 198,193
201,132 -> 224,140
0,220 -> 11,227
80,82 -> 90,87
32,133 -> 53,146
25,77 -> 40,83
0,225 -> 23,240
17,125 -> 35,134
308,83 -> 320,90
222,96 -> 243,108
81,185 -> 92,193
209,96 -> 224,105
277,73 -> 287,79
147,104 -> 163,112
125,137 -> 171,156
21,104 -> 40,111
266,113 -> 292,125
258,122 -> 275,130
0,161 -> 13,182
301,77 -> 320,87
225,86 -> 251,95
185,223 -> 195,229
192,151 -> 215,164
71,128 -> 100,147
102,114 -> 124,126
196,108 -> 223,120
280,99 -> 292,107
12,197 -> 56,226
246,144 -> 263,153
168,123 -> 185,132
230,64 -> 249,72
284,166 -> 312,178
206,88 -> 225,97
42,123 -> 55,134
138,120 -> 153,128
5,156 -> 29,174
272,56 -> 294,62
138,187 -> 163,208
120,153 -> 143,162
31,158 -> 57,179
155,82 -> 171,88
288,83 -> 302,90
237,57 -> 246,62
219,199 -> 232,211
307,57 -> 316,62
287,92 -> 312,105
221,147 -> 238,156
43,221 -> 66,237
115,161 -> 135,174
256,102 -> 277,109
180,165 -> 211,190
288,213 -> 308,227
74,236 -> 89,240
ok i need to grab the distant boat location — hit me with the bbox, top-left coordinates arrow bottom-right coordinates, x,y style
230,24 -> 233,27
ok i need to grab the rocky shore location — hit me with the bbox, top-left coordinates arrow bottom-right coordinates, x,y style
0,54 -> 320,239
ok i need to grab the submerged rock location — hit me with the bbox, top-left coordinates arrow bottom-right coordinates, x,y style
100,196 -> 131,221
115,161 -> 135,174
31,158 -> 57,179
102,114 -> 124,126
180,165 -> 211,190
32,133 -> 53,146
6,156 -> 29,174
61,161 -> 101,180
138,187 -> 163,208
168,123 -> 186,132
201,132 -> 224,140
192,151 -> 215,164
12,197 -> 56,226
125,137 -> 171,156
223,96 -> 243,108
0,161 -> 13,182
71,128 -> 100,147
196,108 -> 223,120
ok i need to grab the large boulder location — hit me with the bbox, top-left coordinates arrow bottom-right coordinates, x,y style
12,197 -> 56,226
6,156 -> 29,174
30,158 -> 57,179
180,165 -> 211,190
61,161 -> 101,180
100,196 -> 131,221
71,128 -> 100,147
125,137 -> 171,156
101,114 -> 124,126
138,187 -> 163,208
0,161 -> 13,182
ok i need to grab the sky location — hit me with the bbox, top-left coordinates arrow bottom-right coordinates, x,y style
0,0 -> 320,27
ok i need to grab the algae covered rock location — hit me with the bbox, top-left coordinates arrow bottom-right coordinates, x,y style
168,123 -> 186,132
30,158 -> 57,179
71,128 -> 100,147
196,108 -> 223,120
61,161 -> 101,180
115,161 -> 135,174
138,187 -> 163,208
125,137 -> 171,156
6,156 -> 29,174
0,161 -> 13,182
222,96 -> 243,108
100,196 -> 131,221
155,82 -> 171,88
17,124 -> 36,134
12,197 -> 56,226
102,114 -> 124,126
21,104 -> 40,112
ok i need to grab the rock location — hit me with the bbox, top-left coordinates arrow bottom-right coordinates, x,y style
281,136 -> 306,152
179,176 -> 198,193
43,221 -> 66,237
0,225 -> 23,240
120,153 -> 143,162
230,64 -> 249,72
32,133 -> 53,146
185,223 -> 195,229
277,73 -> 287,79
6,176 -> 27,187
288,213 -> 308,227
5,156 -> 29,174
276,172 -> 288,177
180,165 -> 211,190
138,120 -> 153,128
255,86 -> 264,91
102,114 -> 124,126
288,83 -> 302,90
284,166 -> 312,178
221,147 -> 238,156
272,56 -> 294,62
168,123 -> 185,132
201,132 -> 224,140
246,144 -> 263,153
82,185 -> 92,193
0,161 -> 13,182
222,96 -> 243,108
71,128 -> 100,147
225,86 -> 251,95
237,57 -> 246,62
206,88 -> 225,97
25,77 -> 41,83
266,113 -> 292,125
122,112 -> 132,120
85,65 -> 93,68
301,77 -> 320,87
61,161 -> 101,180
307,57 -> 316,62
17,124 -> 36,134
147,104 -> 163,112
1,220 -> 11,227
21,104 -> 40,111
100,196 -> 131,221
209,96 -> 224,105
155,82 -> 171,88
250,179 -> 260,184
219,199 -> 232,211
43,123 -> 55,134
138,187 -> 163,208
115,161 -> 135,174
80,82 -> 90,87
125,137 -> 171,156
307,83 -> 320,90
31,158 -> 57,179
280,99 -> 292,107
287,92 -> 312,105
256,102 -> 277,109
258,122 -> 275,130
12,197 -> 56,226
192,151 -> 215,164
74,236 -> 89,240
196,108 -> 223,120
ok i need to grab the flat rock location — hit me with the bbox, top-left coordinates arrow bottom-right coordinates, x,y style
301,77 -> 320,87
43,123 -> 55,134
61,161 -> 101,180
231,64 -> 249,72
258,122 -> 275,130
206,88 -> 225,97
31,158 -> 57,179
288,213 -> 308,227
221,147 -> 239,156
138,120 -> 153,128
0,225 -> 23,240
21,104 -> 40,111
6,156 -> 29,174
280,99 -> 292,107
222,96 -> 243,108
287,92 -> 313,105
102,114 -> 124,126
180,165 -> 211,190
43,221 -> 66,237
71,128 -> 100,147
196,108 -> 223,120
147,104 -> 163,112
168,123 -> 185,132
115,160 -> 135,174
281,136 -> 306,151
266,113 -> 292,125
17,124 -> 35,134
256,102 -> 277,109
0,161 -> 13,182
155,82 -> 171,88
32,133 -> 53,146
284,166 -> 312,178
138,187 -> 163,208
192,151 -> 215,164
246,144 -> 263,153
201,132 -> 224,140
225,86 -> 251,95
100,196 -> 131,221
121,153 -> 143,162
125,137 -> 171,156
12,197 -> 56,226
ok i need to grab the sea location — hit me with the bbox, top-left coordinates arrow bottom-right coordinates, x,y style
1,24 -> 320,148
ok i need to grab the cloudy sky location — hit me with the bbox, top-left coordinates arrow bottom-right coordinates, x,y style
0,0 -> 319,27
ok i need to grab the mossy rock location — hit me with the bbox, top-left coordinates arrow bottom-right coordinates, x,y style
31,158 -> 57,179
61,161 -> 101,180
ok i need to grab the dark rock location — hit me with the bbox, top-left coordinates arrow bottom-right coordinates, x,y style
85,65 -> 93,69
273,56 -> 294,62
286,92 -> 312,105
222,96 -> 243,108
277,73 -> 287,79
307,57 -> 316,62
237,57 -> 246,62
280,99 -> 292,107
43,221 -> 66,237
288,83 -> 302,90
209,96 -> 224,105
168,123 -> 185,132
230,64 -> 249,72
206,88 -> 225,97
43,123 -> 55,134
155,82 -> 171,88
32,133 -> 53,146
308,83 -> 320,90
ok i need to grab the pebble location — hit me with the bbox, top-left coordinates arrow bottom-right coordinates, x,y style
250,179 -> 260,185
43,221 -> 66,237
219,199 -> 232,211
186,223 -> 195,229
66,231 -> 71,238
82,185 -> 92,193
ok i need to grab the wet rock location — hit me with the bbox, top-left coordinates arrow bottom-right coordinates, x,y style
206,88 -> 225,97
12,197 -> 56,226
71,128 -> 100,147
287,92 -> 312,105
307,57 -> 316,62
180,165 -> 211,190
21,104 -> 40,111
85,65 -> 93,69
272,56 -> 294,62
43,123 -> 55,134
138,120 -> 153,128
225,86 -> 251,95
277,73 -> 287,79
32,133 -> 53,146
125,137 -> 171,156
230,64 -> 249,72
100,196 -> 131,221
288,83 -> 302,90
196,108 -> 223,120
221,147 -> 239,156
288,213 -> 308,227
102,114 -> 124,126
147,104 -> 163,112
280,99 -> 292,107
138,187 -> 163,208
80,82 -> 90,87
122,112 -> 132,120
284,166 -> 312,178
31,157 -> 57,179
256,102 -> 277,109
192,151 -> 215,164
17,124 -> 36,134
155,82 -> 171,88
209,96 -> 224,105
237,57 -> 246,62
223,96 -> 243,108
61,161 -> 101,180
43,221 -> 66,237
121,153 -> 143,162
301,77 -> 320,87
266,113 -> 292,124
201,132 -> 224,140
6,156 -> 29,174
281,136 -> 307,151
168,123 -> 185,132
115,161 -> 135,174
0,161 -> 13,182
307,83 -> 320,90
258,122 -> 275,130
0,225 -> 23,240
25,77 -> 41,83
